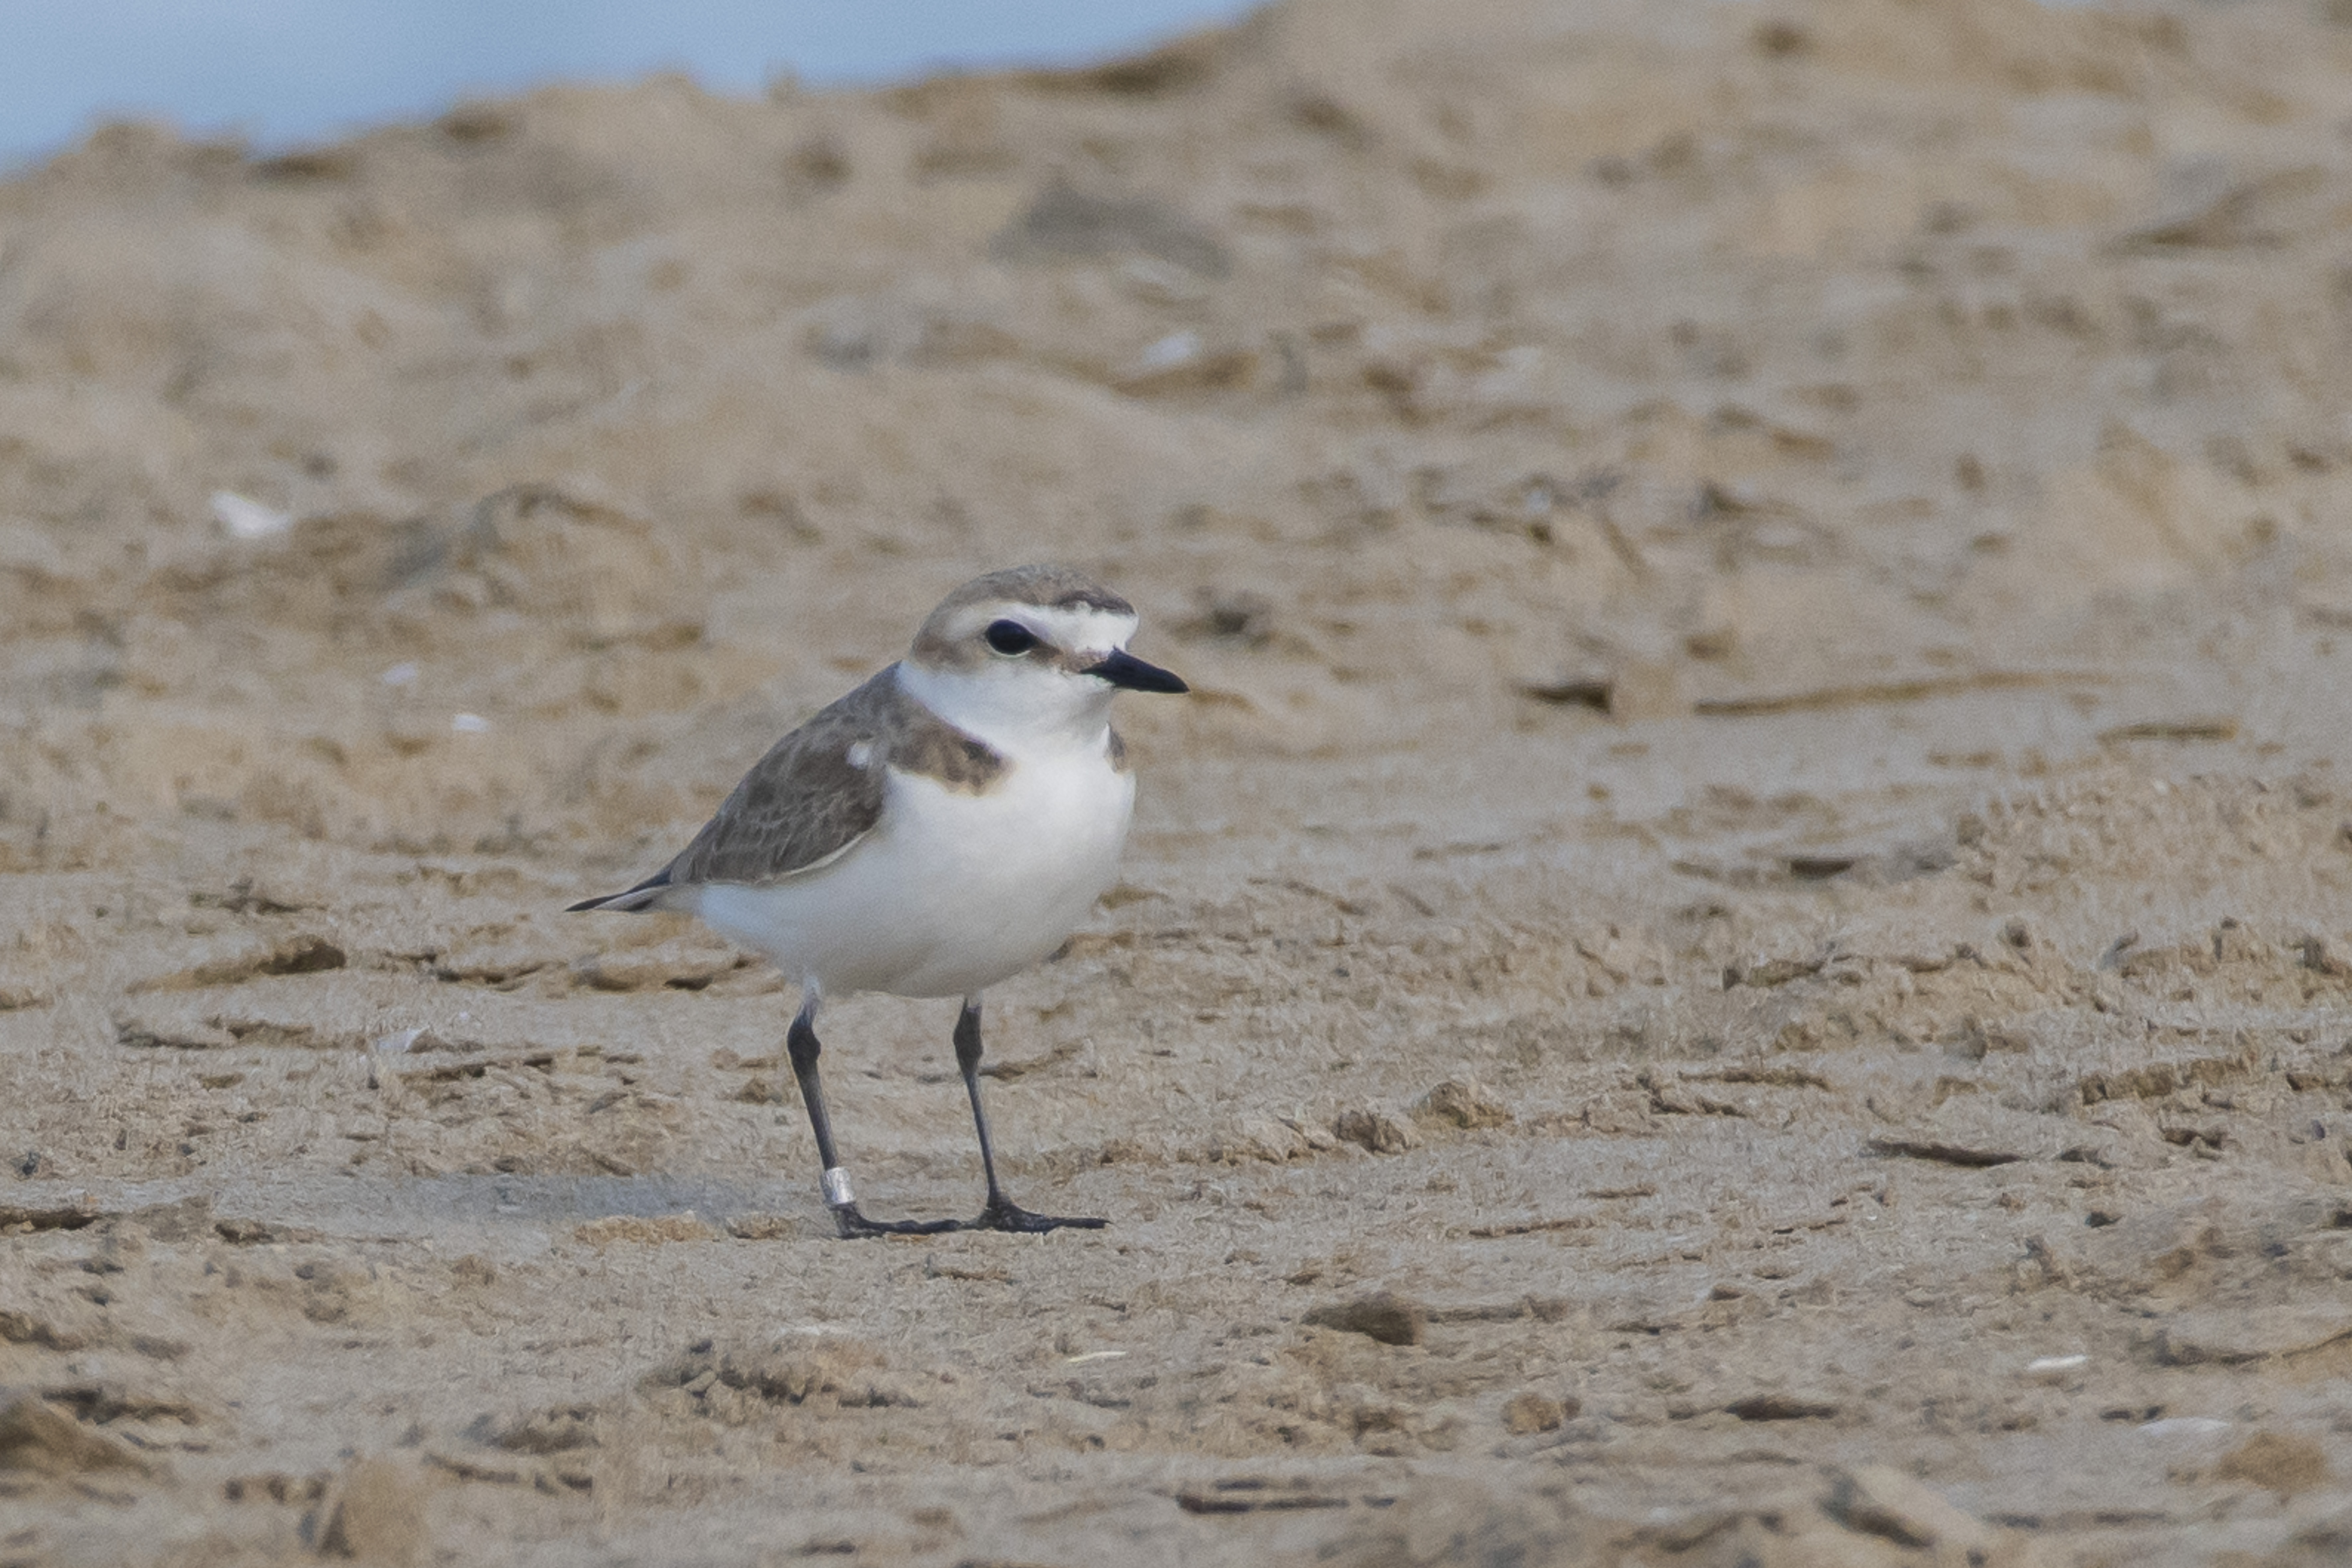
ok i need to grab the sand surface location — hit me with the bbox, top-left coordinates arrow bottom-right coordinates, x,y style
4,0 -> 2352,1561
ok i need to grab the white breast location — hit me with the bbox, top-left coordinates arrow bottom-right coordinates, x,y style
690,732 -> 1134,1000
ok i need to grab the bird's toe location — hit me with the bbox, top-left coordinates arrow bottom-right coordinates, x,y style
831,1203 -> 961,1239
972,1200 -> 1106,1234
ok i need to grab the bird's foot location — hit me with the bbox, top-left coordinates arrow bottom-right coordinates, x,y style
970,1198 -> 1107,1234
831,1203 -> 960,1240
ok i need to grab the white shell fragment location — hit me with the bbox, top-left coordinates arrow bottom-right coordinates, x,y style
1136,330 -> 1202,372
2024,1355 -> 2087,1381
211,490 -> 293,540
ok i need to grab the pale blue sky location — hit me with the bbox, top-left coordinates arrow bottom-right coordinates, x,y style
0,2 -> 1262,168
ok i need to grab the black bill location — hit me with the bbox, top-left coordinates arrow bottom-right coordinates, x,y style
1084,649 -> 1190,694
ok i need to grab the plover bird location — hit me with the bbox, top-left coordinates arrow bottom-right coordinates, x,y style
569,566 -> 1188,1237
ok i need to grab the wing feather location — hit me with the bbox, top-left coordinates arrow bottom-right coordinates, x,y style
569,663 -> 1008,912
658,668 -> 899,888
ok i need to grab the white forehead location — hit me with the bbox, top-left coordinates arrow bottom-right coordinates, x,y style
998,601 -> 1137,655
1029,602 -> 1137,653
911,592 -> 1143,673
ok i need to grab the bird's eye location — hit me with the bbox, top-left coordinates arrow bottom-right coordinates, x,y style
984,619 -> 1039,656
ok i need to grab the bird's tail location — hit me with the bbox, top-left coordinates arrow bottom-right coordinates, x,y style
565,870 -> 674,913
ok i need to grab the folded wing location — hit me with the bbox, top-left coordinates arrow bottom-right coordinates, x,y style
566,669 -> 898,911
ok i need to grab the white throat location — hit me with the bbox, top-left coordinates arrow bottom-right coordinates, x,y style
895,660 -> 1113,757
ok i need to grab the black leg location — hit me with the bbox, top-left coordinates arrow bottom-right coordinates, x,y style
786,998 -> 955,1239
955,997 -> 1105,1234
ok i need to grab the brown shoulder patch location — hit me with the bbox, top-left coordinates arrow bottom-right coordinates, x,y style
1107,727 -> 1130,774
891,702 -> 1007,793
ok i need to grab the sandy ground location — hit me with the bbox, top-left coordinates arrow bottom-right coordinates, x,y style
4,0 -> 2352,1560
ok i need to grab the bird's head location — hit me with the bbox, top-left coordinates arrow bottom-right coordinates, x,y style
902,565 -> 1187,746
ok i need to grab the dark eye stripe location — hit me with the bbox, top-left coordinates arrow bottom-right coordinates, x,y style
984,619 -> 1039,656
